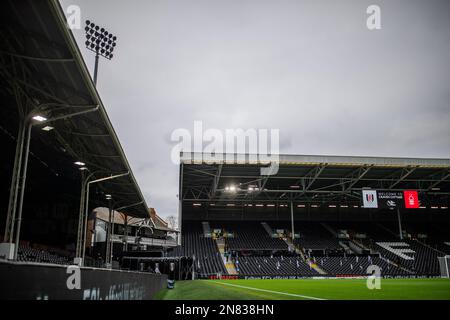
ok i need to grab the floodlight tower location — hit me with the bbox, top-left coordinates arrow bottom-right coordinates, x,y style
84,20 -> 117,86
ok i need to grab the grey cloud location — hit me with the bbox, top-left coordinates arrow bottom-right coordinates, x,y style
60,0 -> 450,218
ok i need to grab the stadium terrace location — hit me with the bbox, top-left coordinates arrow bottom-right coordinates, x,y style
173,152 -> 450,283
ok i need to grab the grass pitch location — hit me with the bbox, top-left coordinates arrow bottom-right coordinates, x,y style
155,278 -> 450,300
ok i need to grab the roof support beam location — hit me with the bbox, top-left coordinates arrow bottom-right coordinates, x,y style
293,164 -> 327,200
344,165 -> 373,191
389,167 -> 417,189
209,164 -> 222,199
305,164 -> 326,190
427,171 -> 450,191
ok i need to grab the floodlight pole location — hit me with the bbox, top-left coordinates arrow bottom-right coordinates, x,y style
93,52 -> 99,86
84,20 -> 117,87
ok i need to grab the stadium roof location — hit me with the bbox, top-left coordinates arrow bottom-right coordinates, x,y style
179,152 -> 450,206
0,0 -> 151,219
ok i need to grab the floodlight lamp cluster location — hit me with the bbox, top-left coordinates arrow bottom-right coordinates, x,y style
224,185 -> 237,193
84,20 -> 117,60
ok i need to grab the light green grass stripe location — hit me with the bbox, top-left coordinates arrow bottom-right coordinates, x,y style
212,281 -> 326,300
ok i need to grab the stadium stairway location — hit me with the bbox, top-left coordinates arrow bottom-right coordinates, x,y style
377,223 -> 400,238
225,261 -> 238,275
261,222 -> 273,236
289,239 -> 327,275
298,250 -> 328,274
379,256 -> 415,275
216,237 -> 225,255
202,221 -> 211,237
338,241 -> 355,255
305,257 -> 327,275
351,238 -> 373,253
283,237 -> 301,256
321,223 -> 338,237
325,223 -> 373,254
215,238 -> 236,275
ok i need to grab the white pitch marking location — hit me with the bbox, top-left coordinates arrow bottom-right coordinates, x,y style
211,281 -> 326,300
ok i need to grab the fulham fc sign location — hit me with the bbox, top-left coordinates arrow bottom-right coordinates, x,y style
362,190 -> 378,208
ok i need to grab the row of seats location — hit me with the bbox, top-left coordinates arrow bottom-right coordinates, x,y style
296,238 -> 342,250
173,221 -> 447,277
17,245 -> 70,265
212,222 -> 287,250
381,221 -> 450,256
327,221 -> 398,241
313,256 -> 409,276
168,223 -> 226,275
433,242 -> 450,255
272,222 -> 342,250
373,240 -> 440,275
235,256 -> 318,276
326,222 -> 445,275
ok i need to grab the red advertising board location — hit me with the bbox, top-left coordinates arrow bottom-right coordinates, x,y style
404,190 -> 419,209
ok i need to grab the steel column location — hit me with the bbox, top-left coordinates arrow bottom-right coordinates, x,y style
123,214 -> 128,252
81,172 -> 129,265
290,201 -> 295,242
75,171 -> 86,257
178,163 -> 183,246
11,107 -> 99,260
109,209 -> 115,266
4,121 -> 25,243
13,123 -> 32,259
397,207 -> 403,240
105,198 -> 112,266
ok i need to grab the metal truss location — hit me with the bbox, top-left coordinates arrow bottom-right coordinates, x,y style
181,161 -> 450,206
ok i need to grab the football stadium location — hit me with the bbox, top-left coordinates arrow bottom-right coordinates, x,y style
1,0 -> 450,304
152,153 -> 450,300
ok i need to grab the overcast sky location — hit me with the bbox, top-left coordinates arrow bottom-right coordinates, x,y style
60,0 -> 450,218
